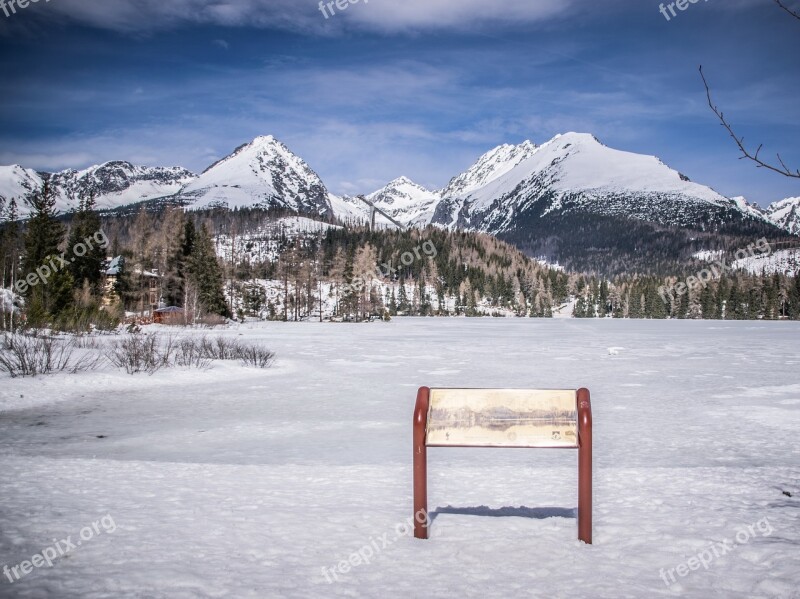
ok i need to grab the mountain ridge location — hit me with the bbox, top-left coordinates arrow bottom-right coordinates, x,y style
1,134 -> 796,274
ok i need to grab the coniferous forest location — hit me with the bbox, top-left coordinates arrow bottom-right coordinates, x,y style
1,186 -> 799,331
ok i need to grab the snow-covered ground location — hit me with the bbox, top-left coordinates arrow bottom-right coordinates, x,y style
732,248 -> 800,276
1,320 -> 799,598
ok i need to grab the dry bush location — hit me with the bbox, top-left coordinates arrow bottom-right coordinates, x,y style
234,344 -> 276,369
109,333 -> 273,374
109,333 -> 170,375
0,333 -> 104,378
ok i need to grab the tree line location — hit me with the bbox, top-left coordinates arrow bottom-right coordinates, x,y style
2,192 -> 799,329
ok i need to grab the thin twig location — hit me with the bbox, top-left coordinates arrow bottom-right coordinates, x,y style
775,0 -> 800,20
699,66 -> 800,179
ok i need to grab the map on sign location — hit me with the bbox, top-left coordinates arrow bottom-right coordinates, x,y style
426,389 -> 578,448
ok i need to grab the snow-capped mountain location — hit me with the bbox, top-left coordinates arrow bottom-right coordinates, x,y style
431,133 -> 774,233
766,197 -> 800,235
728,196 -> 767,221
328,177 -> 440,229
0,162 -> 195,214
366,176 -> 440,226
52,162 -> 196,211
1,133 -> 788,246
177,136 -> 333,216
432,141 -> 538,229
0,165 -> 44,211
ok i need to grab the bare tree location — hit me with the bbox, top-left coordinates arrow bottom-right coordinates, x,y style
775,0 -> 800,20
699,1 -> 799,179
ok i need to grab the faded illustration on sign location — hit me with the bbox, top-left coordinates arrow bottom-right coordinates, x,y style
426,389 -> 578,448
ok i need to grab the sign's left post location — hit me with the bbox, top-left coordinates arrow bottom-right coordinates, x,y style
413,386 -> 431,539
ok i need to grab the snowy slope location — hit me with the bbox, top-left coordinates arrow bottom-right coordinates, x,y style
51,162 -> 196,212
433,133 -> 769,233
327,177 -> 440,229
729,196 -> 766,221
433,141 -> 538,228
367,176 -> 440,227
215,216 -> 341,263
179,136 -> 333,216
732,247 -> 800,275
328,194 -> 372,226
766,197 -> 800,235
0,165 -> 45,210
0,162 -> 195,215
1,320 -> 799,598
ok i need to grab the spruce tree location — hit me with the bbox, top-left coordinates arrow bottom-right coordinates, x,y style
67,192 -> 106,295
186,225 -> 228,317
22,181 -> 65,326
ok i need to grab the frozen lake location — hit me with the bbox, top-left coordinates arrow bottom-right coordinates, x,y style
1,319 -> 799,598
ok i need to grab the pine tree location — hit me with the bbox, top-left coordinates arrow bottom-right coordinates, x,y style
186,225 -> 228,317
67,192 -> 106,295
21,181 -> 66,327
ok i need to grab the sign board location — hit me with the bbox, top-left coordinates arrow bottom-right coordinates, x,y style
426,388 -> 578,448
413,387 -> 592,544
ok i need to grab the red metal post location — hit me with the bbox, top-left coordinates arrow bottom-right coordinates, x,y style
577,387 -> 592,544
413,386 -> 431,539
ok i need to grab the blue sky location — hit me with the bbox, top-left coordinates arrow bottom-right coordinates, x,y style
0,0 -> 798,205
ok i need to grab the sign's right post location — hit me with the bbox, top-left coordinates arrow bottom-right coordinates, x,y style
577,387 -> 592,544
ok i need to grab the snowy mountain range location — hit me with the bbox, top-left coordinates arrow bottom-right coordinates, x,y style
1,134 -> 797,239
0,162 -> 195,214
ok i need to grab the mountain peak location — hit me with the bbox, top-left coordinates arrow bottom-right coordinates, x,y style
386,176 -> 428,190
182,136 -> 332,215
250,135 -> 279,147
766,196 -> 800,235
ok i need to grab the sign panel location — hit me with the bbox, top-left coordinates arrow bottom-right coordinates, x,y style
426,388 -> 578,448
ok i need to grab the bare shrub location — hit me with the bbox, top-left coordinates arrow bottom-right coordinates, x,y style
234,344 -> 276,369
0,333 -> 104,378
109,333 -> 170,375
109,333 -> 274,374
196,335 -> 275,368
173,337 -> 212,370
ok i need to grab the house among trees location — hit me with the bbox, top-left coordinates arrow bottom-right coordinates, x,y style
103,255 -> 161,317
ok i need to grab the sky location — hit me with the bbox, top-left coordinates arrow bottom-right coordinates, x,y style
0,0 -> 798,206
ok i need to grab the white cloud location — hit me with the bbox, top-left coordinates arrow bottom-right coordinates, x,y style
25,0 -> 577,34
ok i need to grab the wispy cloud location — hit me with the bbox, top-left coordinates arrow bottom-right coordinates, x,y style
12,0 -> 578,35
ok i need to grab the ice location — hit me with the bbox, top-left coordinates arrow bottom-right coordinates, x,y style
1,319 -> 799,598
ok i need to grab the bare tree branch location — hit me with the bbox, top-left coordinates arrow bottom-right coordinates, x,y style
699,66 -> 800,179
775,0 -> 800,20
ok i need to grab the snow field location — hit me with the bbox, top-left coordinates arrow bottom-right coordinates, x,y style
0,319 -> 798,598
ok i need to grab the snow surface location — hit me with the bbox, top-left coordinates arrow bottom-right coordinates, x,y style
1,320 -> 799,598
732,248 -> 800,275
